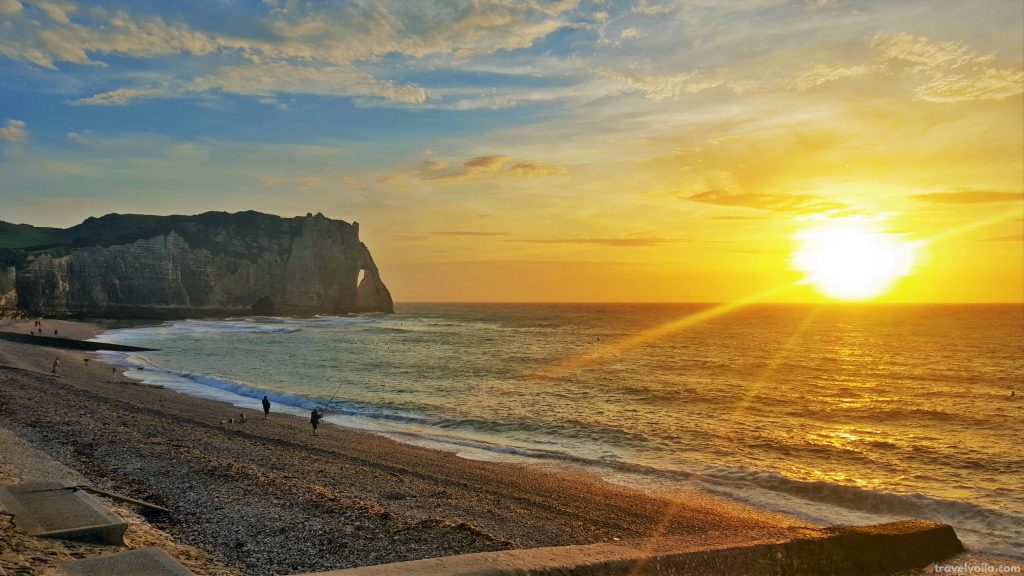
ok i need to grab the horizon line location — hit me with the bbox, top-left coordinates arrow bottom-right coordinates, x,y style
391,300 -> 1024,305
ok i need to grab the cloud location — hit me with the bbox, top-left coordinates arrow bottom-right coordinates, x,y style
422,155 -> 567,182
32,0 -> 74,24
523,237 -> 676,247
189,63 -> 428,104
432,231 -> 511,237
2,1 -> 576,94
871,33 -> 1024,103
0,0 -> 22,15
790,64 -> 879,91
259,175 -> 322,188
424,154 -> 511,181
620,27 -> 644,40
598,68 -> 725,101
507,161 -> 566,177
392,234 -> 430,242
912,190 -> 1024,204
0,119 -> 27,142
686,189 -> 849,213
75,62 -> 430,106
871,33 -> 984,70
632,1 -> 675,15
982,234 -> 1024,242
914,67 -> 1024,103
73,87 -> 166,106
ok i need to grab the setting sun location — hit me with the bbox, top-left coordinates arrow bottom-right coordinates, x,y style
792,221 -> 916,300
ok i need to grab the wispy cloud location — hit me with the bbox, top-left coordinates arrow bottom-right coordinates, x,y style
982,234 -> 1024,242
913,190 -> 1024,204
871,33 -> 1024,103
424,154 -> 511,181
523,237 -> 676,247
420,155 -> 566,182
507,161 -> 566,177
686,189 -> 849,214
5,1 -> 578,108
789,63 -> 880,91
432,231 -> 511,237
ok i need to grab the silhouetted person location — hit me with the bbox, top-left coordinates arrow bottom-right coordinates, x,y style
310,408 -> 323,435
262,395 -> 271,419
54,329 -> 58,337
112,366 -> 117,380
51,357 -> 59,374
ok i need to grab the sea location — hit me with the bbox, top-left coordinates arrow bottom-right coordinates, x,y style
91,303 -> 1024,557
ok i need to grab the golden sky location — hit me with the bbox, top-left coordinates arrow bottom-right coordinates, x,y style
1,0 -> 1021,302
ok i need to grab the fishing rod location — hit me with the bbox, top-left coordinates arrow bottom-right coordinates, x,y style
319,379 -> 346,414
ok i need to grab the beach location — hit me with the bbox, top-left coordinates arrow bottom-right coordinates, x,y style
0,319 -> 816,575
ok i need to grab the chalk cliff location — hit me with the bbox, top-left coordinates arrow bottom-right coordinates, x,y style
0,211 -> 393,318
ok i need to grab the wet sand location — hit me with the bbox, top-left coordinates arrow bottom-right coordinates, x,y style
0,318 -> 975,576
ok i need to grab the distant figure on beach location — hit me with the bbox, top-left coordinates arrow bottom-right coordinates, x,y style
262,395 -> 271,419
54,329 -> 58,337
310,408 -> 323,435
83,358 -> 89,365
51,357 -> 59,374
112,366 -> 117,380
239,413 -> 247,424
1012,390 -> 1016,399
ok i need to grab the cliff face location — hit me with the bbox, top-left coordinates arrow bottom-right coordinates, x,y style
0,267 -> 16,315
2,211 -> 393,318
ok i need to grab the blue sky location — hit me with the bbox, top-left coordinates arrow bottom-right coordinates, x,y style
1,0 -> 1022,301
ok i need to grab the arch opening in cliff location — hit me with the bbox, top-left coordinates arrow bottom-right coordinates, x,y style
251,296 -> 275,316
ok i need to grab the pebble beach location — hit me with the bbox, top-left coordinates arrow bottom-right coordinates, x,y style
0,319 -> 811,576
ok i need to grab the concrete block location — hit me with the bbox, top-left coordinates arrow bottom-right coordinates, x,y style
0,481 -> 127,545
62,547 -> 195,576
295,520 -> 962,576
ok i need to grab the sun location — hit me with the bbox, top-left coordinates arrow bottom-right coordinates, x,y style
792,220 -> 915,300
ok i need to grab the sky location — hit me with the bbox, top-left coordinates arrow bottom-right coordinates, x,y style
0,0 -> 1022,303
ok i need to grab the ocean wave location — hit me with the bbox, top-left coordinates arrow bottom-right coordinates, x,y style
95,320 -> 301,343
697,467 -> 1024,557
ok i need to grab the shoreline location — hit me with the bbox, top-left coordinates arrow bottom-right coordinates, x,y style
0,318 -> 1015,575
0,318 -> 815,575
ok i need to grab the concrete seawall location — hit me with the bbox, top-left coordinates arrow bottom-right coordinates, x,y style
298,520 -> 962,576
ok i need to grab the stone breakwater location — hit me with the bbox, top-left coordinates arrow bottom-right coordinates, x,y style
1,211 -> 393,318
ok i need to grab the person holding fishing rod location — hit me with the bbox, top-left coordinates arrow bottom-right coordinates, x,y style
310,407 -> 323,435
311,380 -> 344,435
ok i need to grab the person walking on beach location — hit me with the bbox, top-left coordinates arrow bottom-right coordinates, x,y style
262,395 -> 271,419
310,408 -> 323,435
51,357 -> 59,374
